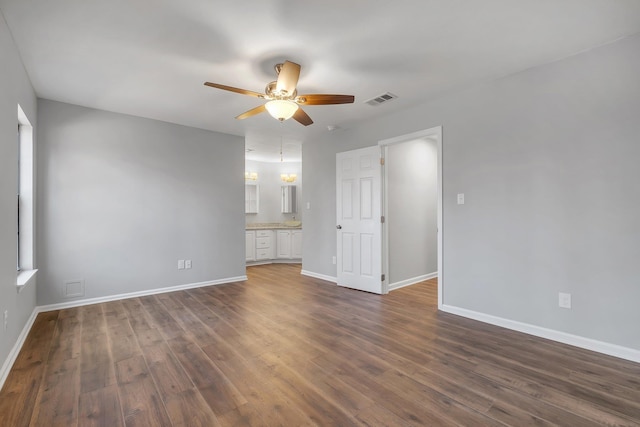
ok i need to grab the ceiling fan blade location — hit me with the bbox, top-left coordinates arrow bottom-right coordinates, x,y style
275,61 -> 301,96
204,82 -> 264,98
295,94 -> 355,105
292,107 -> 313,126
235,104 -> 267,120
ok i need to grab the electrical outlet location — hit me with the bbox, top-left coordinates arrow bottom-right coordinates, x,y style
178,259 -> 185,270
559,292 -> 571,309
332,256 -> 337,265
185,260 -> 192,269
457,193 -> 465,205
3,310 -> 8,331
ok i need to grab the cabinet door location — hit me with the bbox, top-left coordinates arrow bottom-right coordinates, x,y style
245,184 -> 259,213
256,237 -> 270,249
256,248 -> 271,260
276,230 -> 291,258
291,230 -> 303,259
245,231 -> 256,261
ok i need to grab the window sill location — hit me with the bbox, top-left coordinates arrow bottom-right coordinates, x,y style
17,269 -> 38,293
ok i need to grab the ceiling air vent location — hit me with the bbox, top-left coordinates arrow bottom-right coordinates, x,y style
365,92 -> 398,106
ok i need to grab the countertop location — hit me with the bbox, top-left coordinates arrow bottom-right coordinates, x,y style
246,223 -> 302,230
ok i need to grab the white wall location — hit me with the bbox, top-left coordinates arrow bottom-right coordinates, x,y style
36,100 -> 246,306
0,12 -> 38,383
245,160 -> 302,224
303,33 -> 640,352
386,138 -> 438,287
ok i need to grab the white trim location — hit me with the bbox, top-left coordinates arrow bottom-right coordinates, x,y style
247,259 -> 302,267
17,104 -> 36,277
246,261 -> 273,266
270,259 -> 301,264
441,304 -> 640,363
38,275 -> 247,313
301,270 -> 337,284
436,127 -> 443,309
388,272 -> 437,291
381,144 -> 389,295
16,269 -> 38,293
0,308 -> 38,390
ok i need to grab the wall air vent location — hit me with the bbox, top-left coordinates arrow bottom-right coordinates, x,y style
365,92 -> 398,106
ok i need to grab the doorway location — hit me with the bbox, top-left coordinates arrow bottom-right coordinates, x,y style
380,127 -> 442,305
335,127 -> 443,305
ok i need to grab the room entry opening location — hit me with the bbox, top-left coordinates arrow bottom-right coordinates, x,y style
336,126 -> 443,305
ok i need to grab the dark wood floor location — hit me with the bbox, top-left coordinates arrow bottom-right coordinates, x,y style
1,264 -> 639,426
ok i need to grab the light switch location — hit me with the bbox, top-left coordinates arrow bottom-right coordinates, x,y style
457,193 -> 465,205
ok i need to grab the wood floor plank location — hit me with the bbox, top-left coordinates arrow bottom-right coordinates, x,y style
2,264 -> 640,426
115,355 -> 172,427
355,403 -> 414,427
163,388 -> 221,427
172,343 -> 247,416
78,385 -> 125,427
80,306 -> 116,395
201,342 -> 315,426
46,307 -> 82,365
28,357 -> 80,427
105,302 -> 141,363
0,311 -> 59,427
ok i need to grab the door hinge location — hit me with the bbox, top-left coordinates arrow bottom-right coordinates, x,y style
381,215 -> 385,223
380,157 -> 385,166
381,274 -> 385,282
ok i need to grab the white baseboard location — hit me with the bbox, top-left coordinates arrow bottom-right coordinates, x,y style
441,304 -> 640,364
247,259 -> 302,266
301,270 -> 337,284
246,261 -> 272,266
388,272 -> 437,291
0,307 -> 38,390
38,275 -> 248,313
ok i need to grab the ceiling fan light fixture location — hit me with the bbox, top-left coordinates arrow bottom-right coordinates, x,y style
265,99 -> 299,121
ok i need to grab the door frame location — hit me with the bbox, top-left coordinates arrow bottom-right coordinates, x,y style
379,126 -> 443,307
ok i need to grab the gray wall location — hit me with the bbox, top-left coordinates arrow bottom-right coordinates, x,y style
303,33 -> 640,350
37,100 -> 245,306
0,13 -> 38,378
387,138 -> 438,286
245,160 -> 302,224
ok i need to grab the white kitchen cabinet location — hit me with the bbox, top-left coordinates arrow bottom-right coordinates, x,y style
276,229 -> 303,259
255,230 -> 274,260
291,230 -> 303,259
276,230 -> 291,258
245,231 -> 256,261
245,183 -> 259,214
247,228 -> 302,264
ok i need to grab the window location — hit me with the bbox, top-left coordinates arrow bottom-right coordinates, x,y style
17,104 -> 36,291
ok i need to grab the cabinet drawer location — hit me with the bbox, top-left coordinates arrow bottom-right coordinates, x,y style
256,237 -> 271,248
256,230 -> 271,238
256,248 -> 271,260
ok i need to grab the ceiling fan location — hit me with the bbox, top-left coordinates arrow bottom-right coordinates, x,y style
204,61 -> 354,126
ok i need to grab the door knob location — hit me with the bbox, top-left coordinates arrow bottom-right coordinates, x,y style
336,225 -> 342,229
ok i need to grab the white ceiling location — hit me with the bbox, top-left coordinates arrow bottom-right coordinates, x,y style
2,0 -> 640,162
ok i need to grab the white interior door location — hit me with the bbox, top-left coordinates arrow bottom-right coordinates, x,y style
336,146 -> 383,294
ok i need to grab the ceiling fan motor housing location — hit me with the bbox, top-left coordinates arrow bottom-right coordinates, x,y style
265,81 -> 296,99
